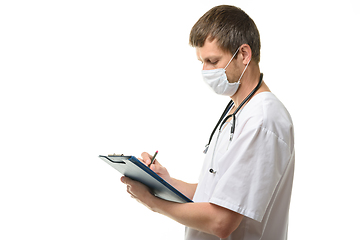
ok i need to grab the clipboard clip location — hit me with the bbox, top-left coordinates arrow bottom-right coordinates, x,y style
108,153 -> 124,157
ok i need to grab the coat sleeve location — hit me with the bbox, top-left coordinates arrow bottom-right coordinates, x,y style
209,125 -> 292,222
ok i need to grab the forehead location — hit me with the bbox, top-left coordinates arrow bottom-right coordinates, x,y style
196,38 -> 230,61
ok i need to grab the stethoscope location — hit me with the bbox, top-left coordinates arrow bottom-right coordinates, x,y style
204,73 -> 263,174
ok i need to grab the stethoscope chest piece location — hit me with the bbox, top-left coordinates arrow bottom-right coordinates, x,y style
203,144 -> 209,154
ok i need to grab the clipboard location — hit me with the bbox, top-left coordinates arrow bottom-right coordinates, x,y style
99,154 -> 193,203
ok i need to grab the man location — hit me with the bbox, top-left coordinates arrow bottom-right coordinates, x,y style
121,5 -> 294,240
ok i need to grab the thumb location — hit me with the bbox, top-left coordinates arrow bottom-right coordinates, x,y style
150,164 -> 156,172
150,160 -> 165,174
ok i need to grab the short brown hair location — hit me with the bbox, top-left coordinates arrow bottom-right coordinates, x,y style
189,5 -> 261,63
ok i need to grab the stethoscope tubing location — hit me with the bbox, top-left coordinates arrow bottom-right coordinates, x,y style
204,73 -> 264,153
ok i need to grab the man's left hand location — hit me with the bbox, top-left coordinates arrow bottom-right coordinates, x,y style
120,176 -> 155,211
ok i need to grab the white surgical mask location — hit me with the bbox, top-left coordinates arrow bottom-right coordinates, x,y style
202,48 -> 251,96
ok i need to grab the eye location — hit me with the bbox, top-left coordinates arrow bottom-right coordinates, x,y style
208,60 -> 219,65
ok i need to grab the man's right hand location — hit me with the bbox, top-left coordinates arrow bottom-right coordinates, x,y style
139,152 -> 172,184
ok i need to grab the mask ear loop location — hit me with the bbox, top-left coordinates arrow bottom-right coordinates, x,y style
224,47 -> 240,70
237,58 -> 252,83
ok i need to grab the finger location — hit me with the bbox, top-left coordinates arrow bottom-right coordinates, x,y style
124,178 -> 135,195
120,176 -> 126,183
152,162 -> 168,177
121,176 -> 133,185
137,157 -> 147,165
141,152 -> 152,165
127,185 -> 136,196
150,161 -> 163,174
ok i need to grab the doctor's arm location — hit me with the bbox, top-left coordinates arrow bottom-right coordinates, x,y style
121,176 -> 243,239
169,178 -> 198,200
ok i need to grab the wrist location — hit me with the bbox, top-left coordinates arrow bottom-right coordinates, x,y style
168,177 -> 181,190
167,177 -> 175,186
149,195 -> 166,213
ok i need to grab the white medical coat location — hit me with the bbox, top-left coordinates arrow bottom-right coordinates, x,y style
185,92 -> 295,240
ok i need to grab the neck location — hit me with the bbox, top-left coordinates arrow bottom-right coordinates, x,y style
230,64 -> 266,107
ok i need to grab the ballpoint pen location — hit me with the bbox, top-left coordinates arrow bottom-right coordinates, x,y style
148,151 -> 158,168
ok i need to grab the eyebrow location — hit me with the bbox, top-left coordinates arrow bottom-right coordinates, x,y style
198,55 -> 221,63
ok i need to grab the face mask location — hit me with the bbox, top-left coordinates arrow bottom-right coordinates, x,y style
202,48 -> 251,96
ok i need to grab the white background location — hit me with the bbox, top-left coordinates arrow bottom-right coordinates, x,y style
1,0 -> 359,239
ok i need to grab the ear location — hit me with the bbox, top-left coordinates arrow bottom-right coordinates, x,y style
238,44 -> 252,65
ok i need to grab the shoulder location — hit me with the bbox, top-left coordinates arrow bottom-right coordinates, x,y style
240,92 -> 294,148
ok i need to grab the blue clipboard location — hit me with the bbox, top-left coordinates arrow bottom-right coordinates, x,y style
99,155 -> 193,203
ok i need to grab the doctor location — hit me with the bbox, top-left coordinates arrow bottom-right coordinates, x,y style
121,5 -> 295,240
